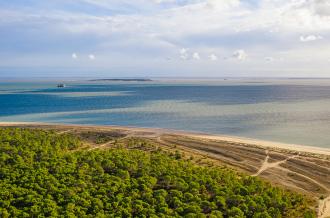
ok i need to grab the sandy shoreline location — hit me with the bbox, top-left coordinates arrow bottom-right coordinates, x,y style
1,121 -> 329,156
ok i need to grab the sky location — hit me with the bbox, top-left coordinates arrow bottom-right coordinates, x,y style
1,0 -> 330,78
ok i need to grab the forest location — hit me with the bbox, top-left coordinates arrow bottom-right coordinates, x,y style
0,128 -> 315,217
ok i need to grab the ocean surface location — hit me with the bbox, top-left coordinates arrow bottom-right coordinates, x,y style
1,79 -> 330,148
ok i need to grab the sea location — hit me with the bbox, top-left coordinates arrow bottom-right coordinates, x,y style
1,78 -> 330,149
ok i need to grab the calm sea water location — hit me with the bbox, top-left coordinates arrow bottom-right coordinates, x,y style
1,79 -> 330,148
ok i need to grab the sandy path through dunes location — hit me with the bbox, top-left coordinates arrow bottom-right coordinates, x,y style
253,151 -> 299,176
319,195 -> 330,218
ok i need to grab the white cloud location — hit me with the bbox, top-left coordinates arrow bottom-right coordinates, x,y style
72,53 -> 78,59
180,48 -> 187,54
193,52 -> 200,60
308,0 -> 330,17
300,35 -> 323,42
180,48 -> 189,60
209,54 -> 218,61
264,57 -> 274,62
88,54 -> 95,60
206,0 -> 240,10
232,49 -> 247,61
153,0 -> 176,4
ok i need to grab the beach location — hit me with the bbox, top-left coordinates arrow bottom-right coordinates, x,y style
1,121 -> 329,155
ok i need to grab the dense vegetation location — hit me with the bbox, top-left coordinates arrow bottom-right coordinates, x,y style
0,128 -> 315,217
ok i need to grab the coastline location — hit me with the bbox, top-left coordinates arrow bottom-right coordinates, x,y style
1,121 -> 329,156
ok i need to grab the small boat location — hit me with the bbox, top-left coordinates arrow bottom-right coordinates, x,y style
57,84 -> 66,88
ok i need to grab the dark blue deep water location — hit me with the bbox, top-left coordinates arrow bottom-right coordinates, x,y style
1,80 -> 330,148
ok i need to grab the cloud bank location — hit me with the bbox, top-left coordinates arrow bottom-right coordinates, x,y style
0,0 -> 330,77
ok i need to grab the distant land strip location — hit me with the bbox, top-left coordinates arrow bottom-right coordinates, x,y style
89,78 -> 152,82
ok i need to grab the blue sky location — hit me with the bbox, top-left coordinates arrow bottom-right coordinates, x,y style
1,0 -> 330,78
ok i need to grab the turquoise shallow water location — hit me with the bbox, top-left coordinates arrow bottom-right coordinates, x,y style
1,79 -> 330,148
